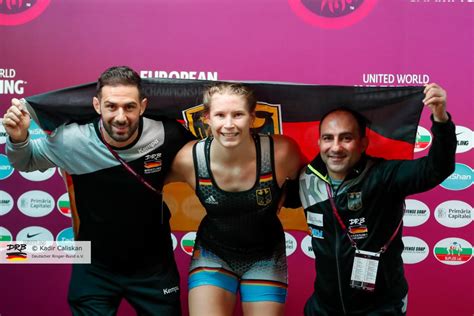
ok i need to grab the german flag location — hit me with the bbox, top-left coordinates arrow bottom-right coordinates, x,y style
6,252 -> 27,261
198,178 -> 212,186
144,160 -> 162,169
24,79 -> 424,231
349,226 -> 368,234
25,79 -> 423,158
260,173 -> 273,183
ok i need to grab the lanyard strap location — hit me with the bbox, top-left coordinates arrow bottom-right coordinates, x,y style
99,119 -> 162,196
325,182 -> 402,254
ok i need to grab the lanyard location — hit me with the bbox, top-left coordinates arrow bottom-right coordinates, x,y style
325,182 -> 402,254
99,119 -> 164,222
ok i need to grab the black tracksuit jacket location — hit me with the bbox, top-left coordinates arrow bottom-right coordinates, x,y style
299,116 -> 456,315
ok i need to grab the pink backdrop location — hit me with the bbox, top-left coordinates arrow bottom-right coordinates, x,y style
0,1 -> 472,315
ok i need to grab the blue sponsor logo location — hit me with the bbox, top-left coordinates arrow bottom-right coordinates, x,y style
29,120 -> 46,140
56,227 -> 74,242
440,163 -> 473,191
0,154 -> 14,180
311,228 -> 324,239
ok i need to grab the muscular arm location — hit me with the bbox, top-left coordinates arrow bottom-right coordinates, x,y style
273,134 -> 306,186
165,140 -> 198,189
273,135 -> 307,208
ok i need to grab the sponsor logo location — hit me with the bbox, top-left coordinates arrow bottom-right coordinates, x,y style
17,190 -> 54,217
440,163 -> 472,191
183,102 -> 282,139
0,0 -> 51,26
414,126 -> 432,152
140,70 -> 218,81
56,227 -> 75,254
29,120 -> 47,140
56,227 -> 74,242
57,192 -> 71,217
139,140 -> 161,154
0,68 -> 27,95
0,122 -> 7,144
402,236 -> 429,264
204,195 -> 218,205
347,191 -> 362,211
144,153 -> 162,174
5,243 -> 27,261
310,227 -> 324,239
256,188 -> 272,206
0,190 -> 14,216
180,232 -> 196,256
403,199 -> 430,227
288,0 -> 379,29
301,235 -> 315,259
455,125 -> 472,154
0,226 -> 13,242
26,232 -> 41,238
171,233 -> 177,251
433,238 -> 472,265
347,218 -> 367,239
0,154 -> 14,180
285,232 -> 297,256
307,212 -> 323,227
434,200 -> 472,228
16,226 -> 53,243
19,167 -> 56,181
163,286 -> 180,295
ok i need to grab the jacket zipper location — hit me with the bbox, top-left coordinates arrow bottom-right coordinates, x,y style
332,183 -> 347,315
335,211 -> 347,315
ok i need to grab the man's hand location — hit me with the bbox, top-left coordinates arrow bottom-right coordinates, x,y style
2,98 -> 31,143
423,83 -> 449,123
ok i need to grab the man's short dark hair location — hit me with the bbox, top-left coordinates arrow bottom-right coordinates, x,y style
319,107 -> 369,138
96,66 -> 144,100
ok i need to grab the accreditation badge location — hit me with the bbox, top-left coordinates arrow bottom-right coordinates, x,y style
350,249 -> 380,292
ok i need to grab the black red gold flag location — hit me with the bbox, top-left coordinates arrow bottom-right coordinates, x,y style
25,79 -> 424,231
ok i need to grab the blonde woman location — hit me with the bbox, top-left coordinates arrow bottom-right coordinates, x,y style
168,83 -> 305,316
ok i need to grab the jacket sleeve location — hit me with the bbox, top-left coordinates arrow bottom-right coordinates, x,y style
381,114 -> 456,196
6,132 -> 60,172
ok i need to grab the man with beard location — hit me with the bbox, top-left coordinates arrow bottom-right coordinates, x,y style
3,66 -> 193,315
299,83 -> 456,315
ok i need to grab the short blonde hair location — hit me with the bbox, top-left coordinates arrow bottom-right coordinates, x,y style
202,82 -> 256,114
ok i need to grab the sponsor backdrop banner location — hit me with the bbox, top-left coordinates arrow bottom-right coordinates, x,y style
1,1 -> 472,315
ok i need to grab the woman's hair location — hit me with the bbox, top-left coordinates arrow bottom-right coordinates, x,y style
202,82 -> 256,114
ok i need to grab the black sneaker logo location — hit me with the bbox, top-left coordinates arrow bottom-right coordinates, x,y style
26,232 -> 41,238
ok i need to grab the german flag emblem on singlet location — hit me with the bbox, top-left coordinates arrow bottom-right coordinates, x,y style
199,178 -> 212,186
256,188 -> 272,206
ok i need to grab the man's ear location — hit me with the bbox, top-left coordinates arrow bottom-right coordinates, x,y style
140,98 -> 148,116
93,97 -> 101,115
361,136 -> 369,152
